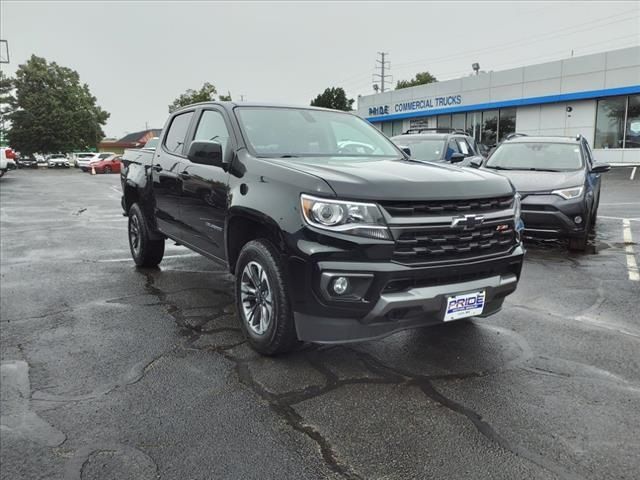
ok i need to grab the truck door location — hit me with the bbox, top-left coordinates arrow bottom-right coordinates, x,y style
179,108 -> 232,261
152,110 -> 194,239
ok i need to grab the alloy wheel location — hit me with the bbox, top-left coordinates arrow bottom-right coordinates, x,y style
240,261 -> 273,335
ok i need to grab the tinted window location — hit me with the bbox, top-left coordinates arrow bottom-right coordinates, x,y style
194,110 -> 231,156
437,115 -> 451,128
481,111 -> 498,146
486,142 -> 583,171
446,139 -> 460,159
498,108 -> 516,141
595,97 -> 625,149
452,113 -> 465,131
457,138 -> 471,155
164,111 -> 194,154
625,94 -> 640,149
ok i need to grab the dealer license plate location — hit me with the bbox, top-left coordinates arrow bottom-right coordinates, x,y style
444,290 -> 485,321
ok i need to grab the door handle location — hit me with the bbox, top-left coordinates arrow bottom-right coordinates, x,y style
152,164 -> 163,172
179,172 -> 191,180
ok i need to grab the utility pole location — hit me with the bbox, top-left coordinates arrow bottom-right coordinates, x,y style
373,52 -> 392,93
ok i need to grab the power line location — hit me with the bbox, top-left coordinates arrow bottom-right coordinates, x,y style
335,9 -> 637,89
392,10 -> 639,72
372,52 -> 393,93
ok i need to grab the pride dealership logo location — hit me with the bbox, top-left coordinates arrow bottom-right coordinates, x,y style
368,95 -> 463,116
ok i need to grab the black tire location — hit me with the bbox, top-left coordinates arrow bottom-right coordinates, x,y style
128,203 -> 165,267
104,166 -> 112,174
234,239 -> 298,355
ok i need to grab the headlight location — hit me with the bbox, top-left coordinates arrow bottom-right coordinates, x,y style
301,194 -> 391,240
551,186 -> 583,200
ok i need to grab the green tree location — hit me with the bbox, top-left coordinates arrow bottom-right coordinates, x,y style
7,55 -> 109,154
0,71 -> 14,146
310,87 -> 354,111
169,82 -> 218,113
395,71 -> 438,90
219,91 -> 232,102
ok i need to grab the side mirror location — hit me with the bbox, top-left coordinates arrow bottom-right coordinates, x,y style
449,152 -> 465,163
591,162 -> 610,174
469,156 -> 483,168
400,146 -> 411,156
187,140 -> 224,167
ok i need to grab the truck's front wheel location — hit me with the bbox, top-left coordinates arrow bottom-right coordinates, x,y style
128,203 -> 165,267
235,239 -> 298,355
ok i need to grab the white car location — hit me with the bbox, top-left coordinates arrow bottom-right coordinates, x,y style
79,152 -> 115,172
72,152 -> 96,168
0,147 -> 17,177
47,154 -> 70,168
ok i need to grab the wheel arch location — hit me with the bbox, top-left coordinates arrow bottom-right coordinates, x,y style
226,209 -> 286,274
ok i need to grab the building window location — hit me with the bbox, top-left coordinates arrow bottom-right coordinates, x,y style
409,118 -> 429,130
392,120 -> 404,136
466,112 -> 481,140
452,113 -> 465,131
625,94 -> 640,149
437,114 -> 451,129
381,122 -> 393,137
481,110 -> 498,146
595,97 -> 626,149
498,108 -> 516,141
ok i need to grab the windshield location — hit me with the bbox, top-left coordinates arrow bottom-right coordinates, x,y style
395,137 -> 446,161
78,153 -> 94,158
486,142 -> 583,171
236,107 -> 400,158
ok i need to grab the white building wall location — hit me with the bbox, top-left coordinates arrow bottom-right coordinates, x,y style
357,47 -> 640,164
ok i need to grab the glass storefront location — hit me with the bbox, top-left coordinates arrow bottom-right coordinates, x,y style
595,94 -> 640,149
481,110 -> 498,146
375,95 -> 639,148
498,108 -> 517,141
624,95 -> 640,149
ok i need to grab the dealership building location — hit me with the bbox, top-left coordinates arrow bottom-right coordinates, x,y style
357,46 -> 640,164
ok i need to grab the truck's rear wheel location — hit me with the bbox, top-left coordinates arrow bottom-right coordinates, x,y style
235,239 -> 298,355
128,203 -> 165,267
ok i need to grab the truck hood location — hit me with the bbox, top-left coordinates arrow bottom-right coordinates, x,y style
485,169 -> 585,194
264,157 -> 514,200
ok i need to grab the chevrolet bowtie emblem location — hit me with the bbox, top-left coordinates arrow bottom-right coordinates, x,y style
451,214 -> 485,230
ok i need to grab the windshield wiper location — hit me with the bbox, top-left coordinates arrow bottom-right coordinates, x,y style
485,165 -> 515,170
276,154 -> 299,158
526,168 -> 561,172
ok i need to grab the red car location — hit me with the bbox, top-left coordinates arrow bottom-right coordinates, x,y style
89,155 -> 122,174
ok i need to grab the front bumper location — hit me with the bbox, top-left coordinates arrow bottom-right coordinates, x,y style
521,194 -> 589,238
292,245 -> 524,343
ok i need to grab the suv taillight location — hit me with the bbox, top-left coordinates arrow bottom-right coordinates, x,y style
5,148 -> 15,159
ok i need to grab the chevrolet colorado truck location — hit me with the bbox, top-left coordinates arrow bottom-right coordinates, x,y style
121,103 -> 524,355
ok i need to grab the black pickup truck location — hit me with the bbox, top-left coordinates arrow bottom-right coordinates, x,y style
121,103 -> 524,355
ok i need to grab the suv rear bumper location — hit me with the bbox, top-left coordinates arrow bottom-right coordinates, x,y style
292,245 -> 524,343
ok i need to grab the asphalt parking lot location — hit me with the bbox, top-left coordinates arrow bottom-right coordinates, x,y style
1,167 -> 639,480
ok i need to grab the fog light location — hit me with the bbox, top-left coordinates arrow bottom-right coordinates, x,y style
574,216 -> 583,224
332,277 -> 349,295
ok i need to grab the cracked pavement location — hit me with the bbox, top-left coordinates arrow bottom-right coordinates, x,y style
1,168 -> 639,479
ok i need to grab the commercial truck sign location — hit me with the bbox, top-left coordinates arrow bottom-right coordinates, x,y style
368,95 -> 463,117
